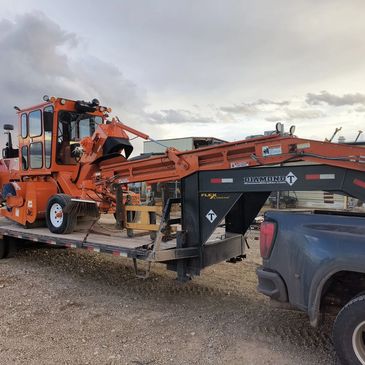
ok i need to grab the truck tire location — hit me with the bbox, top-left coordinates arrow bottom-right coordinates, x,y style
46,194 -> 77,234
333,294 -> 365,365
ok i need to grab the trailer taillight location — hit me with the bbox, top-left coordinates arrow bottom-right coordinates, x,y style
260,221 -> 276,259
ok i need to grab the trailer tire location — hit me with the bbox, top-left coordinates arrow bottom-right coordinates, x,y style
333,294 -> 365,365
0,239 -> 9,259
46,194 -> 77,234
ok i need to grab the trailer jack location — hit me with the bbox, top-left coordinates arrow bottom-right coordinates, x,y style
133,258 -> 152,279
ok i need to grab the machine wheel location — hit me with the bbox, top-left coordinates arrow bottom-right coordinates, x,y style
333,294 -> 365,365
46,194 -> 77,234
149,211 -> 157,240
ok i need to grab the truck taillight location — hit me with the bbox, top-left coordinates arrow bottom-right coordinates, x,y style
260,221 -> 276,259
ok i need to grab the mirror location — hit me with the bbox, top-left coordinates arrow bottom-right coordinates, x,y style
3,124 -> 14,131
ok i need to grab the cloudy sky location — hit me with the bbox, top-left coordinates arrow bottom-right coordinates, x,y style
1,0 -> 365,153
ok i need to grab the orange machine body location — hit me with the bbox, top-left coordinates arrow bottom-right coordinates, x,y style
1,97 -> 133,225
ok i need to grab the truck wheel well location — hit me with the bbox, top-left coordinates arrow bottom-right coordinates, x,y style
320,271 -> 365,315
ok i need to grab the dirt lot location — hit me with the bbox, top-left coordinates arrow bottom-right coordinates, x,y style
0,231 -> 337,365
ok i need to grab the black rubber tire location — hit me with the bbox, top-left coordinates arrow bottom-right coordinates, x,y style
115,211 -> 136,237
114,211 -> 136,222
46,194 -> 77,234
149,211 -> 157,240
0,239 -> 9,259
333,294 -> 365,365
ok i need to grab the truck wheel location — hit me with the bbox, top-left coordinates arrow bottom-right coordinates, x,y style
46,194 -> 77,234
333,294 -> 365,365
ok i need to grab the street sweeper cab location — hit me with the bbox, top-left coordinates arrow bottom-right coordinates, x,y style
0,96 -> 134,232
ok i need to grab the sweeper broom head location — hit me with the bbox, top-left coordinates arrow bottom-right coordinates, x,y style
63,199 -> 100,218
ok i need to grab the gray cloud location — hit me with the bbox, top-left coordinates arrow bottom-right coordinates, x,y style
1,6 -> 364,148
0,12 -> 75,124
265,115 -> 283,122
285,108 -> 325,119
255,99 -> 290,106
220,99 -> 290,115
147,109 -> 217,124
220,104 -> 259,115
61,0 -> 365,106
306,91 -> 365,106
2,1 -> 365,123
72,57 -> 146,116
220,99 -> 325,123
0,12 -> 146,135
265,108 -> 325,122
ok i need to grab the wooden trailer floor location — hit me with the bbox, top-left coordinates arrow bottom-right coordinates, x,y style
0,215 -> 174,259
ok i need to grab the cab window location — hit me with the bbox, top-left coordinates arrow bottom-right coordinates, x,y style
21,145 -> 28,170
44,106 -> 53,168
57,111 -> 102,165
29,110 -> 42,137
21,114 -> 27,138
29,142 -> 43,169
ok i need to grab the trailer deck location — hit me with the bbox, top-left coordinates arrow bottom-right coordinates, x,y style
0,216 -> 171,260
0,215 -> 227,264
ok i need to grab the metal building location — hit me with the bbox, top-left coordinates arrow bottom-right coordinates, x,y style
143,137 -> 226,154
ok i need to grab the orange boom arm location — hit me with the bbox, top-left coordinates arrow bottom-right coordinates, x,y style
96,134 -> 365,185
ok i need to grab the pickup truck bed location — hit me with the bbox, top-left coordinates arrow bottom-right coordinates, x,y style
257,209 -> 365,365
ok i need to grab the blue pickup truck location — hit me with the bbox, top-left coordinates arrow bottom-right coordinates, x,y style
257,210 -> 365,365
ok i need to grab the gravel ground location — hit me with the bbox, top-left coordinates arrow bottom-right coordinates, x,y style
0,231 -> 337,365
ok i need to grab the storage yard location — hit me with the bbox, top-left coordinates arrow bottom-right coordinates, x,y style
0,228 -> 335,365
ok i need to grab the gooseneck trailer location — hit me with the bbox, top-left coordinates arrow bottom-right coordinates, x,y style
1,98 -> 365,283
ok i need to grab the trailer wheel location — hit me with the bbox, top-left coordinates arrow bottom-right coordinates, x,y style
333,294 -> 365,365
46,194 -> 77,234
0,239 -> 9,259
